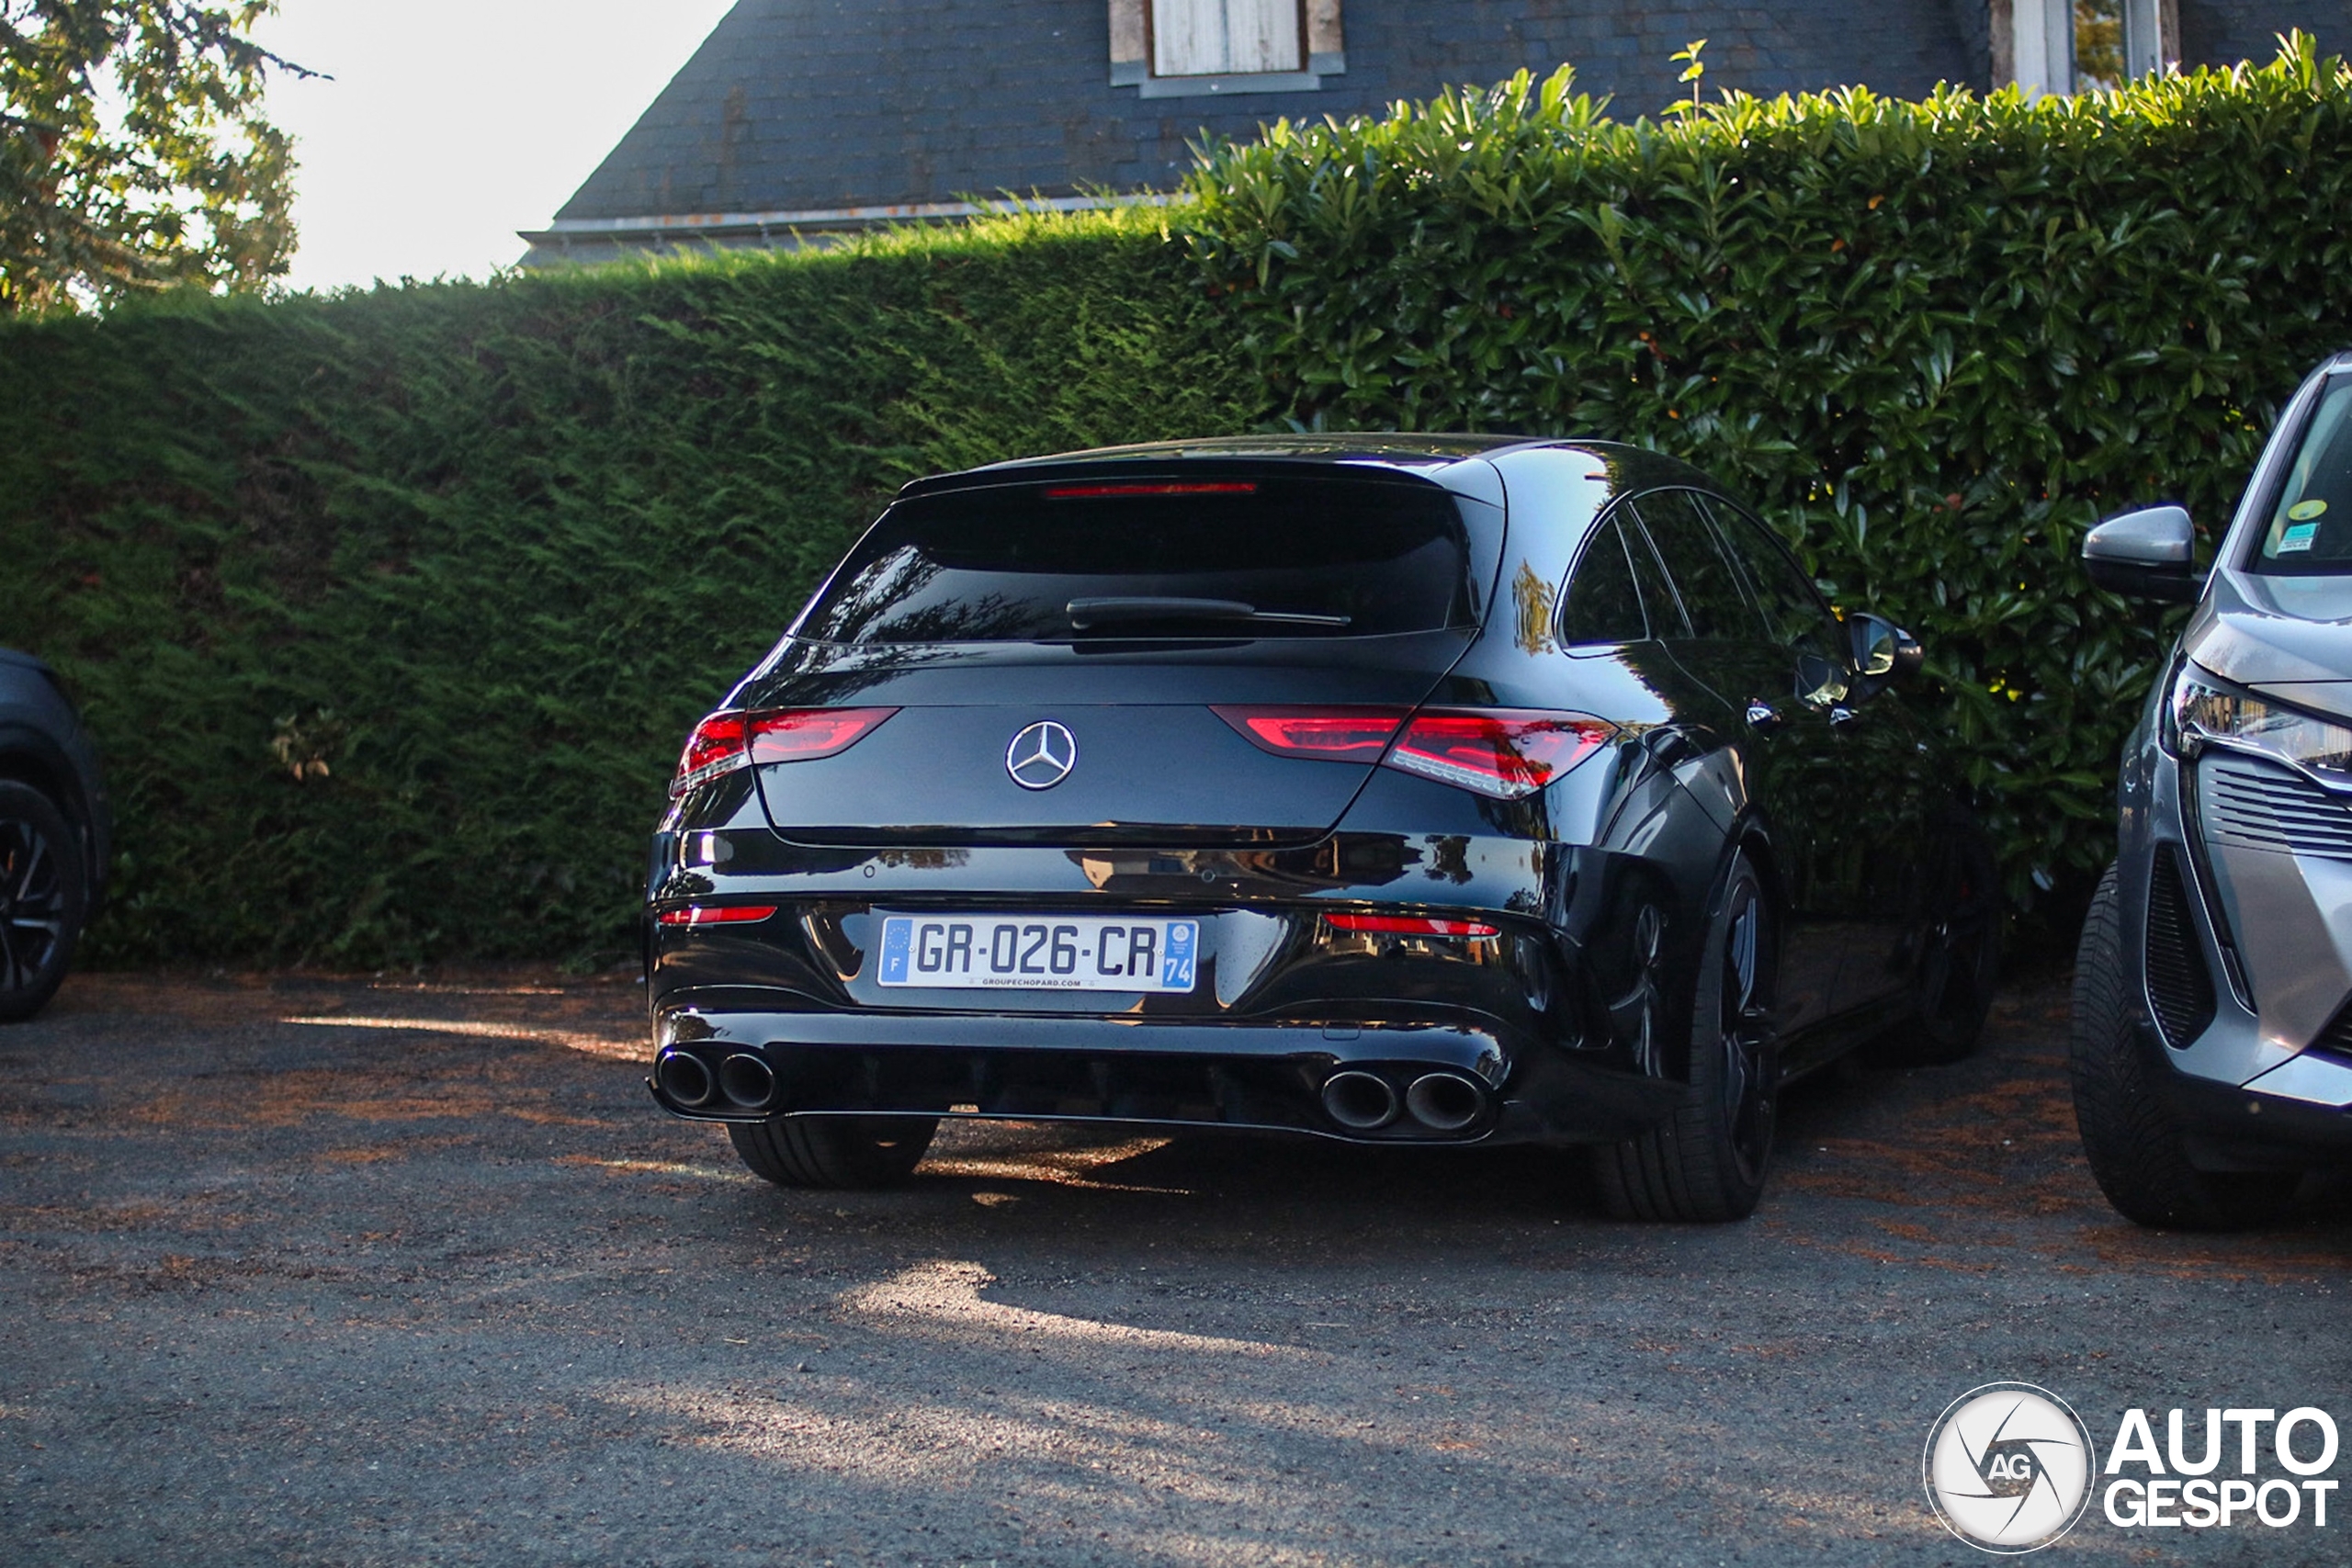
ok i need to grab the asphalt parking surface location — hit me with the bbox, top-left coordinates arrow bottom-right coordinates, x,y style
4,971 -> 2349,1566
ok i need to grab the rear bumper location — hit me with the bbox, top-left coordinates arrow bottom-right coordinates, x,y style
648,990 -> 1685,1145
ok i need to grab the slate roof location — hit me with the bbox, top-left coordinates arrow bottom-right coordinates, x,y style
521,0 -> 2332,261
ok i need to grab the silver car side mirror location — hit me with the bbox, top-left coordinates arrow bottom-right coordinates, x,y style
2084,504 -> 2200,604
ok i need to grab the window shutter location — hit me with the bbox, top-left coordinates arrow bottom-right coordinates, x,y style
1152,1 -> 1304,78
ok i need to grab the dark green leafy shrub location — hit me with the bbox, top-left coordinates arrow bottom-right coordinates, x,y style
1178,35 -> 2352,924
0,212 -> 1258,964
6,39 -> 2350,964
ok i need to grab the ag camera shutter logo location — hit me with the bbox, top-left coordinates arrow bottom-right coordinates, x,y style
1922,1382 -> 2097,1553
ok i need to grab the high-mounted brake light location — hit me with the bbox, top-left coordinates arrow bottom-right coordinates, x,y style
656,905 -> 777,927
1044,482 -> 1259,499
669,706 -> 899,796
1327,913 -> 1500,938
1212,706 -> 1408,759
1385,710 -> 1614,800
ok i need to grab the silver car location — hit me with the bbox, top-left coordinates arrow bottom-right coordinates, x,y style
2075,349 -> 2352,1227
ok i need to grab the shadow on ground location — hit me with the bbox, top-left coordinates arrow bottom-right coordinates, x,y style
3,974 -> 2348,1565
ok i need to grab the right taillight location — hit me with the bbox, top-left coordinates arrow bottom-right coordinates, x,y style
1382,709 -> 1614,799
1212,705 -> 1408,759
1214,704 -> 1612,800
670,706 -> 899,796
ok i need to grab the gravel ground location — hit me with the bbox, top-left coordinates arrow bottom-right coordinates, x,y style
3,971 -> 2349,1566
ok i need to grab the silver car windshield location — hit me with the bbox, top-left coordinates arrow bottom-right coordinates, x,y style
2253,378 -> 2352,575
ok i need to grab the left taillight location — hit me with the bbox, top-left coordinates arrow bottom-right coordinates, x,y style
669,706 -> 899,796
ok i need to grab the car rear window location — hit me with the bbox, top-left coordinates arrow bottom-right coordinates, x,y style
2253,378 -> 2352,575
796,475 -> 1483,643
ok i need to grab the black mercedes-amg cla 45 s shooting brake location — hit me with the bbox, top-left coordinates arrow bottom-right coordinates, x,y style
646,436 -> 1997,1221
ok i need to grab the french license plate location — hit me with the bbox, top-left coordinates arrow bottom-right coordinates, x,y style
874,913 -> 1199,992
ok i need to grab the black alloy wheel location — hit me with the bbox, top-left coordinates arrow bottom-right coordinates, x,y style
0,780 -> 87,1024
1595,851 -> 1780,1222
729,1114 -> 940,1189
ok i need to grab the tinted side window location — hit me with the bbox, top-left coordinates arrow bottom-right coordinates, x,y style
1557,520 -> 1648,646
1620,513 -> 1689,637
1628,490 -> 1765,640
1702,499 -> 1838,649
1702,498 -> 1851,704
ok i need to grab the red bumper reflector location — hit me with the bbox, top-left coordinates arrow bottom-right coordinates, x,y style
656,905 -> 778,928
1045,481 -> 1259,499
1327,913 -> 1500,938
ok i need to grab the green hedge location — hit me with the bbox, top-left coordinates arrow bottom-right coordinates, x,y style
4,39 -> 2348,964
1178,37 -> 2352,924
0,213 -> 1258,964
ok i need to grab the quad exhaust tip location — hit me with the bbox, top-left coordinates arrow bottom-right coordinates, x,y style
1406,1071 -> 1485,1132
655,1050 -> 715,1108
718,1052 -> 777,1109
1321,1070 -> 1399,1131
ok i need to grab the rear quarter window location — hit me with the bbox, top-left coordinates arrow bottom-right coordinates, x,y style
1556,518 -> 1648,647
797,475 -> 1483,644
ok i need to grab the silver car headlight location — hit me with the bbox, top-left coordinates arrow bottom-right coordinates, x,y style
2168,663 -> 2352,783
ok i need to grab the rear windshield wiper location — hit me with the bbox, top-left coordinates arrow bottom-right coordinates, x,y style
1066,596 -> 1352,631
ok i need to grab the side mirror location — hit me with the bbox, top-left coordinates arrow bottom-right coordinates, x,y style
1848,612 -> 1923,685
2084,504 -> 2201,604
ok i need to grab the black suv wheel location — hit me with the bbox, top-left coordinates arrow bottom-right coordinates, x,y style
2070,863 -> 2294,1230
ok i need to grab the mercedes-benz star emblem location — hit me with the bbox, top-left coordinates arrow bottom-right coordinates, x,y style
1005,720 -> 1078,790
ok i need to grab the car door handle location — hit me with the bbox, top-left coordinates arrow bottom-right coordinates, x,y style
1745,700 -> 1782,735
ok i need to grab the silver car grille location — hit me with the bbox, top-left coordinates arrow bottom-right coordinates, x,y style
2202,754 -> 2352,861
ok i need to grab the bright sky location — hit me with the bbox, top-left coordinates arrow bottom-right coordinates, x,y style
253,1 -> 738,293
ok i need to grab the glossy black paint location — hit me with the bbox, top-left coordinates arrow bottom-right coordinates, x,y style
0,649 -> 109,898
0,647 -> 111,1021
646,435 -> 1971,1146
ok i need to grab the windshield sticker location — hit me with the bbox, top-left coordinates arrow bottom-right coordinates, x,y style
2290,499 -> 2329,522
2279,522 -> 2321,553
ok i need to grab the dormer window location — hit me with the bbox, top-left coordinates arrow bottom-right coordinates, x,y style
2000,0 -> 2177,96
1109,0 -> 1346,97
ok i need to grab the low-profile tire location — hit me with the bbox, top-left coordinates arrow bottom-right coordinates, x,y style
729,1114 -> 939,1189
0,780 -> 89,1024
1594,851 -> 1780,1223
2069,863 -> 2293,1230
1874,809 -> 2002,1066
